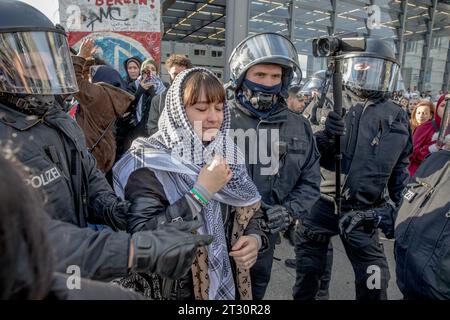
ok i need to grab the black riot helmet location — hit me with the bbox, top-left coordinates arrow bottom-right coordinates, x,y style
300,70 -> 327,96
228,32 -> 302,98
0,0 -> 78,96
340,38 -> 399,100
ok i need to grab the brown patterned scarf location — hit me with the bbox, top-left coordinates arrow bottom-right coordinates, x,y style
191,202 -> 260,300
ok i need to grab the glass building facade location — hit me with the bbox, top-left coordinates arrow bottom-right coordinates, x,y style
247,0 -> 450,94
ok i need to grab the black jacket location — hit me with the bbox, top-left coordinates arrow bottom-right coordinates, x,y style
315,98 -> 413,210
395,150 -> 450,299
116,84 -> 156,158
228,98 -> 321,220
0,101 -> 131,281
147,90 -> 167,136
46,216 -> 130,281
47,273 -> 146,300
124,167 -> 267,299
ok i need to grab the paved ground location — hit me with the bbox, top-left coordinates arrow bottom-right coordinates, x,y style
264,235 -> 403,300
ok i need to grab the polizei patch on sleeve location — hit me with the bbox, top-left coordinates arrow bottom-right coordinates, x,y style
25,166 -> 62,189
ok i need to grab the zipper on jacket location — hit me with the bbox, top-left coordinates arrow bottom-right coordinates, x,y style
346,110 -> 356,151
417,172 -> 445,210
341,101 -> 376,192
341,109 -> 357,193
371,120 -> 383,155
419,187 -> 435,209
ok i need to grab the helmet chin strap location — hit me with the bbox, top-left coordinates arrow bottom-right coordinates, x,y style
345,85 -> 386,101
0,93 -> 56,116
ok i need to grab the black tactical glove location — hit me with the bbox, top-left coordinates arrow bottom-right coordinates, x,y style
283,219 -> 299,247
91,195 -> 130,231
339,202 -> 397,240
263,204 -> 292,234
325,110 -> 345,137
374,203 -> 396,239
131,220 -> 213,280
339,210 -> 380,240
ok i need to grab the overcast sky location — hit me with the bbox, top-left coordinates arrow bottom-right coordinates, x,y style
19,0 -> 60,24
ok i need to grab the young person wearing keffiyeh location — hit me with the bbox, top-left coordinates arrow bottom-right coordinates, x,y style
116,59 -> 167,160
113,67 -> 267,300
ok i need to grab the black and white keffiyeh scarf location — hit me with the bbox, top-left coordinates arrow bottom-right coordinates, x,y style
113,67 -> 260,300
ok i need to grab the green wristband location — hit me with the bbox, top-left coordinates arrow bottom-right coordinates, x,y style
190,188 -> 208,206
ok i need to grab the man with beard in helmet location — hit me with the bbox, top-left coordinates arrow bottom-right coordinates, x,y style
293,38 -> 413,300
0,0 -> 212,285
227,33 -> 321,300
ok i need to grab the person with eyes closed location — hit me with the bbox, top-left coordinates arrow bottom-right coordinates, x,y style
113,67 -> 267,300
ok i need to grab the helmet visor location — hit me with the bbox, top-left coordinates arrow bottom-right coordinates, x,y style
0,31 -> 78,95
229,33 -> 301,83
300,78 -> 323,94
341,56 -> 399,93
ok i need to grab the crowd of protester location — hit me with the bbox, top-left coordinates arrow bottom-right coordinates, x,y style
2,0 -> 450,302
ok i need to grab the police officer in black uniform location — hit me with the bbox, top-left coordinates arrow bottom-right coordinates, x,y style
293,38 -> 413,300
227,33 -> 321,299
0,0 -> 211,282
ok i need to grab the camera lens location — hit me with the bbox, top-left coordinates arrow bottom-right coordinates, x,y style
318,38 -> 331,56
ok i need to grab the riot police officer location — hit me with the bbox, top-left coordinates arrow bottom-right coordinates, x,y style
0,0 -> 211,282
300,70 -> 326,106
227,33 -> 321,299
293,38 -> 413,300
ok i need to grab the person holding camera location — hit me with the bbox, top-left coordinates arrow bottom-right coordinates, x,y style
226,33 -> 321,300
116,58 -> 167,159
293,38 -> 413,300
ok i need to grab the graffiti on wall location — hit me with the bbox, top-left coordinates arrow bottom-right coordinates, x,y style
59,0 -> 161,76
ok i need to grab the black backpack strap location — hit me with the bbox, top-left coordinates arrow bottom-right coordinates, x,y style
88,118 -> 116,153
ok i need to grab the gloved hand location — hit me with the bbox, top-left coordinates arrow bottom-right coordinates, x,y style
325,110 -> 345,137
374,203 -> 396,239
339,210 -> 379,240
92,196 -> 130,231
339,204 -> 396,240
131,220 -> 213,279
263,204 -> 292,234
283,219 -> 299,247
